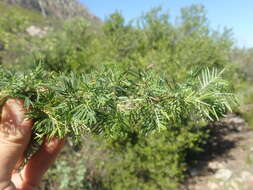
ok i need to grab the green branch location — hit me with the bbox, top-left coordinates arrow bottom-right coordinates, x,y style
0,65 -> 236,143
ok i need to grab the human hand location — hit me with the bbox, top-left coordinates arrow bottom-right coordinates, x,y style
0,99 -> 65,190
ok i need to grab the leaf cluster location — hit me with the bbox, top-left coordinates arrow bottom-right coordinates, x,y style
0,65 -> 236,143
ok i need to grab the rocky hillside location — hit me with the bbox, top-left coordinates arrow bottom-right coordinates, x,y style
2,0 -> 100,23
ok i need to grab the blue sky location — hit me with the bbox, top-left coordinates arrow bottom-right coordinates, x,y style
80,0 -> 253,48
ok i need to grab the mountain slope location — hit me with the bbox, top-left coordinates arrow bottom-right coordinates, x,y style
2,0 -> 101,23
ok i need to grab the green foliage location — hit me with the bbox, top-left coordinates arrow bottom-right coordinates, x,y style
0,1 -> 48,66
0,63 -> 235,189
0,65 -> 235,142
29,18 -> 93,72
100,128 -> 207,190
14,5 -> 233,80
46,159 -> 90,189
0,3 -> 244,190
229,48 -> 253,127
46,125 -> 208,190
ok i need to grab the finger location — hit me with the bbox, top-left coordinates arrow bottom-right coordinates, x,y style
13,120 -> 34,172
0,99 -> 33,144
0,99 -> 33,186
19,137 -> 65,187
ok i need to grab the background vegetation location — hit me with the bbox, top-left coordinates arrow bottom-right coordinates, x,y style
0,1 -> 252,189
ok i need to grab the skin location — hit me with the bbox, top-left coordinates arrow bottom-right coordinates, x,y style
0,99 -> 65,190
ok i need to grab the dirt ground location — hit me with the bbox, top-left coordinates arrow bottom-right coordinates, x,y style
180,114 -> 253,190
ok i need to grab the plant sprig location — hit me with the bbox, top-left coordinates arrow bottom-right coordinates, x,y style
0,65 -> 236,143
